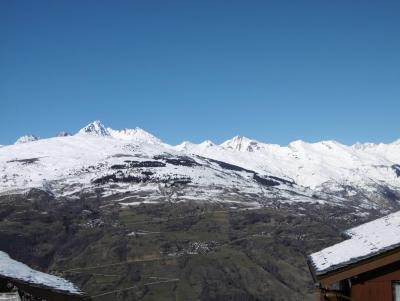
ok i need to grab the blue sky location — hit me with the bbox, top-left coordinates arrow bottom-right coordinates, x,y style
1,1 -> 399,145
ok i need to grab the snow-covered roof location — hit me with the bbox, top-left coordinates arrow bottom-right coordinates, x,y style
0,292 -> 21,301
0,251 -> 82,295
309,211 -> 400,276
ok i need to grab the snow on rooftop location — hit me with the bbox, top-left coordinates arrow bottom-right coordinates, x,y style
309,211 -> 400,276
0,292 -> 20,301
0,251 -> 82,295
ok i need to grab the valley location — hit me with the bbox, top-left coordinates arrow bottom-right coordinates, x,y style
0,121 -> 399,300
0,190 -> 382,300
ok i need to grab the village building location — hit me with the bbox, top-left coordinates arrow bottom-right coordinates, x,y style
0,251 -> 89,301
308,211 -> 400,301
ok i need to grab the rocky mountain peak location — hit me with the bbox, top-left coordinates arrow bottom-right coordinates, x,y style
78,121 -> 110,136
221,136 -> 261,152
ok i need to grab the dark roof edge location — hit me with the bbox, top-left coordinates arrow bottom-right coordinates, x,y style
307,256 -> 319,285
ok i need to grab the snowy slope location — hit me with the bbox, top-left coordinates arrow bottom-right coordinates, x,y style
0,122 -> 303,206
108,128 -> 161,144
176,137 -> 400,190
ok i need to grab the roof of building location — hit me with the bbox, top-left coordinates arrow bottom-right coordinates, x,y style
0,251 -> 82,296
309,211 -> 400,277
0,293 -> 21,301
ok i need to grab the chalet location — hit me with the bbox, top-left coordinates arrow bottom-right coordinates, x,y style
308,211 -> 400,301
0,251 -> 90,301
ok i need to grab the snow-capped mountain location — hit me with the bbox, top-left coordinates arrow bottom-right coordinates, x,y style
1,121 -> 399,211
178,137 -> 400,190
15,135 -> 40,144
220,136 -> 264,152
77,120 -> 161,143
78,120 -> 110,136
108,127 -> 161,144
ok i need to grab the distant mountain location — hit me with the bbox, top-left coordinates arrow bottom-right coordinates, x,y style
177,137 -> 400,190
1,120 -> 399,212
14,135 -> 39,144
77,121 -> 161,144
220,136 -> 263,152
108,127 -> 161,144
57,131 -> 71,137
77,120 -> 110,136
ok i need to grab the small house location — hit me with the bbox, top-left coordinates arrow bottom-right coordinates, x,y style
0,250 -> 90,301
308,211 -> 400,301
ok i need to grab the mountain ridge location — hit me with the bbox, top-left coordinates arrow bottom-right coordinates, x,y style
10,120 -> 400,148
2,120 -> 399,212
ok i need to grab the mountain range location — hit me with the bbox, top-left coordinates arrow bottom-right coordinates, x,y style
1,120 -> 399,213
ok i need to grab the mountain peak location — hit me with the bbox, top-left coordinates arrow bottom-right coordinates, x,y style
175,140 -> 215,152
221,136 -> 261,152
288,140 -> 307,148
15,135 -> 40,144
176,140 -> 192,147
199,140 -> 215,147
108,127 -> 161,144
78,121 -> 110,136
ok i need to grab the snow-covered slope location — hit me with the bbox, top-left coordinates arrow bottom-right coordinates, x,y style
108,127 -> 161,144
1,121 -> 399,210
177,137 -> 400,190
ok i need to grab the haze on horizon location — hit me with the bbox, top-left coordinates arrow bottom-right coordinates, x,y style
1,1 -> 399,146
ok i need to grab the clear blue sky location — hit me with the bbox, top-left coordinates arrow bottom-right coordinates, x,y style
1,1 -> 399,145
